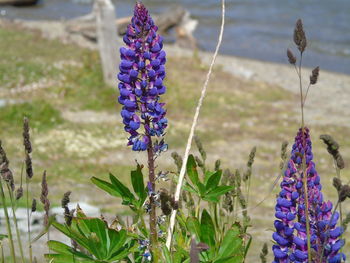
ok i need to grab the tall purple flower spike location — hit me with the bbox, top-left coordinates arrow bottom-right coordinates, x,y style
118,2 -> 167,151
273,128 -> 345,263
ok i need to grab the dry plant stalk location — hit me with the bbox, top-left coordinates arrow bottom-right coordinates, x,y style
165,0 -> 226,249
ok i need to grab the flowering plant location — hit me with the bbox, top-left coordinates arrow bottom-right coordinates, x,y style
272,19 -> 348,263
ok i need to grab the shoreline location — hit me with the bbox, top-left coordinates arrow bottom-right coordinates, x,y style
1,17 -> 350,128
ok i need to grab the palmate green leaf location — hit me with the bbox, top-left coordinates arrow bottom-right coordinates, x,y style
52,221 -> 89,249
214,224 -> 244,263
186,217 -> 201,239
107,229 -> 128,258
77,218 -> 107,258
131,164 -> 147,203
204,185 -> 233,202
183,181 -> 198,194
187,154 -> 200,187
52,216 -> 133,262
162,246 -> 173,263
205,170 -> 222,192
109,173 -> 135,203
91,173 -> 136,206
91,176 -> 121,198
200,209 -> 215,249
46,240 -> 96,263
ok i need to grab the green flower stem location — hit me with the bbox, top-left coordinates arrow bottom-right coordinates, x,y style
0,178 -> 16,263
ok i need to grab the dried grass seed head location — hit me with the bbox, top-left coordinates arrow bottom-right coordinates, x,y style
40,171 -> 48,204
333,177 -> 342,192
339,184 -> 350,202
293,19 -> 307,52
25,153 -> 33,179
16,186 -> 23,200
287,49 -> 296,64
310,66 -> 320,85
335,153 -> 345,170
31,198 -> 37,212
61,191 -> 72,208
23,117 -> 32,154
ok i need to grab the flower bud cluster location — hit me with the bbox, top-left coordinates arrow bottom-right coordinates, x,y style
118,2 -> 167,151
273,128 -> 345,263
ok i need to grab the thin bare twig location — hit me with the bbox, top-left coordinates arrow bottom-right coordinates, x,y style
165,0 -> 226,250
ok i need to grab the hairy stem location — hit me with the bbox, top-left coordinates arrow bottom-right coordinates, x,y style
147,137 -> 159,262
0,178 -> 16,263
6,184 -> 25,263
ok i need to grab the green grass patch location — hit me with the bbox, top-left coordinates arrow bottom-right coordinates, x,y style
0,101 -> 63,131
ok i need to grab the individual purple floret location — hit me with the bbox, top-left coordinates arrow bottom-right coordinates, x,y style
273,128 -> 345,263
118,2 -> 167,151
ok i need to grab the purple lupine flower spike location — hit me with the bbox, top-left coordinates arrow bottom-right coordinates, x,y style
273,128 -> 345,263
118,2 -> 167,151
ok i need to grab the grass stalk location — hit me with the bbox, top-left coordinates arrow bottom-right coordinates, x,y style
0,178 -> 16,263
0,241 -> 4,263
299,54 -> 312,262
26,176 -> 33,263
6,183 -> 25,263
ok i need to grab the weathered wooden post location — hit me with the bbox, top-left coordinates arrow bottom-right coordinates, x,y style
95,0 -> 119,86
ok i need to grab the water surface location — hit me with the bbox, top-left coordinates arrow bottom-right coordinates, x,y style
1,0 -> 349,74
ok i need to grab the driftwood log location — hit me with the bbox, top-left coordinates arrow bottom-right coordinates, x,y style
95,0 -> 118,86
65,5 -> 198,49
0,0 -> 38,6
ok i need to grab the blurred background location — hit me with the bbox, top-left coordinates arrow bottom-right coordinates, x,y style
0,0 -> 349,262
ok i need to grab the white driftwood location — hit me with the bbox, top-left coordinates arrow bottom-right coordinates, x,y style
65,5 -> 198,49
166,0 -> 226,250
95,0 -> 119,86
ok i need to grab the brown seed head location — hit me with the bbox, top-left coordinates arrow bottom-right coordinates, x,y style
0,140 -> 9,165
339,184 -> 350,202
16,187 -> 23,200
25,153 -> 33,179
31,198 -> 37,212
23,117 -> 32,154
40,171 -> 48,204
294,19 -> 307,52
1,167 -> 14,191
333,177 -> 342,192
61,191 -> 71,208
287,49 -> 296,64
310,66 -> 320,85
335,153 -> 345,170
215,159 -> 221,171
320,134 -> 339,155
